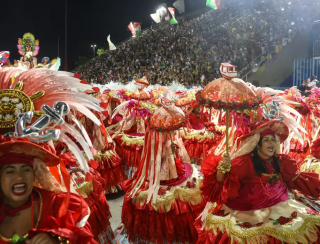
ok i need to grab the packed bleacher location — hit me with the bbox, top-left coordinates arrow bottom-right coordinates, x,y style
73,0 -> 316,86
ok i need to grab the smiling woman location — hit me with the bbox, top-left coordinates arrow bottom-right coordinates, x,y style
195,121 -> 320,244
0,140 -> 98,244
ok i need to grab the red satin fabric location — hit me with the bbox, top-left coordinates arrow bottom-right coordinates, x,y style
121,192 -> 206,244
0,187 -> 97,244
184,136 -> 222,163
95,152 -> 124,190
189,113 -> 207,130
226,183 -> 288,211
194,218 -> 320,244
104,114 -> 123,127
84,169 -> 113,241
0,153 -> 34,167
200,153 -> 320,207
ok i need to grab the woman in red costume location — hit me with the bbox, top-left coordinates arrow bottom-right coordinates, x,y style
115,97 -> 205,244
0,139 -> 97,244
176,98 -> 224,165
195,120 -> 320,244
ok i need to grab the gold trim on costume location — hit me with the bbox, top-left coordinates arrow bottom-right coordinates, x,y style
205,212 -> 320,244
292,173 -> 300,181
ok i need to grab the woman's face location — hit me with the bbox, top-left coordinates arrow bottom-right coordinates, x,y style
193,106 -> 200,114
258,135 -> 277,159
0,164 -> 34,206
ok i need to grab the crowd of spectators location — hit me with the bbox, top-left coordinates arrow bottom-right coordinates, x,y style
73,0 -> 317,86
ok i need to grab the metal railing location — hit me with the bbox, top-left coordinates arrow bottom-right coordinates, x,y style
314,40 -> 320,57
241,48 -> 276,81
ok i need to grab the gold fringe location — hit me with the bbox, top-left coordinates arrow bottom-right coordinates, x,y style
93,150 -> 115,161
119,134 -> 144,146
78,181 -> 94,199
204,213 -> 320,244
180,129 -> 213,141
133,181 -> 203,212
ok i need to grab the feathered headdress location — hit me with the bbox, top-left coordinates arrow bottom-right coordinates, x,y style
0,67 -> 102,173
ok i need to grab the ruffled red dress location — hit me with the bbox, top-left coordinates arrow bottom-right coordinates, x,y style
182,113 -> 223,164
195,153 -> 320,244
69,167 -> 114,243
0,187 -> 97,244
113,124 -> 144,179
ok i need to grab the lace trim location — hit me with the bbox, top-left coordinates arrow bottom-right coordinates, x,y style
205,212 -> 320,244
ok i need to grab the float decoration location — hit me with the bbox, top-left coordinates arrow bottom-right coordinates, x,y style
17,33 -> 40,57
201,63 -> 263,153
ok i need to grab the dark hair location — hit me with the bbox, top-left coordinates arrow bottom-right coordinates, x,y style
251,137 -> 280,177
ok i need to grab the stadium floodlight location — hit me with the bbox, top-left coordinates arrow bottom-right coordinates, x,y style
91,45 -> 97,58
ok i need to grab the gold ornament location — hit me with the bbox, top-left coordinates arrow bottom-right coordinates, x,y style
0,81 -> 45,129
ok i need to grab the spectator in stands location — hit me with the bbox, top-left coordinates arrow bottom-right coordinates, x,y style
73,0 -> 317,86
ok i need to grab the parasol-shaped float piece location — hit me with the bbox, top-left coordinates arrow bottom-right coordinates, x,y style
147,105 -> 187,132
130,89 -> 151,101
135,76 -> 150,89
201,77 -> 261,110
175,97 -> 192,107
201,63 -> 263,153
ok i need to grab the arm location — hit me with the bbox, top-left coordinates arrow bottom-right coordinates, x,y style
280,154 -> 320,197
200,153 -> 250,204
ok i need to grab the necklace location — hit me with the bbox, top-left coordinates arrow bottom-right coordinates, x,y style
1,192 -> 38,243
31,192 -> 34,229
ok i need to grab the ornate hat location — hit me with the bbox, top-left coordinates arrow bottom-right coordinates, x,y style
0,139 -> 61,167
231,120 -> 289,159
135,77 -> 150,88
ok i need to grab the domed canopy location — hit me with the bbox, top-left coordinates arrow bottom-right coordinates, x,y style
201,77 -> 262,110
147,106 -> 187,132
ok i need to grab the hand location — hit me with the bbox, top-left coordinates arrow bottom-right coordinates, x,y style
26,233 -> 60,244
221,153 -> 231,168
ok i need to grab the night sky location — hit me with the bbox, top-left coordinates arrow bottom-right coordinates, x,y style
2,0 -> 206,71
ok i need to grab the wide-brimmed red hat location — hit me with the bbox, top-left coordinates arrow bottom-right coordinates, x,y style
231,120 -> 289,159
241,120 -> 289,143
0,140 -> 61,167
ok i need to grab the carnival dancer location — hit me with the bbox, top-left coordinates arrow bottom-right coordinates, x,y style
114,96 -> 205,244
0,138 -> 97,244
176,98 -> 224,165
0,67 -> 114,243
111,99 -> 157,179
64,156 -> 115,244
71,88 -> 124,194
128,77 -> 151,101
195,120 -> 320,244
102,90 -> 124,134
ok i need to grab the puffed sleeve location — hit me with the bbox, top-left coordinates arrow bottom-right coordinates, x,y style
280,154 -> 320,197
29,190 -> 98,244
200,153 -> 251,204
